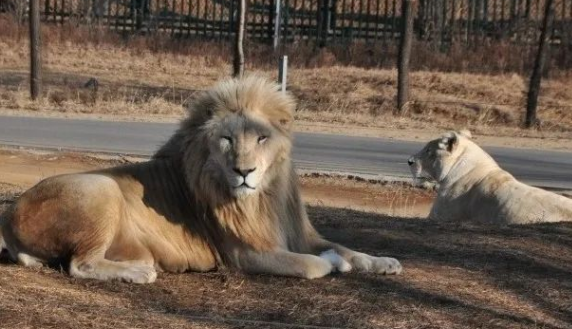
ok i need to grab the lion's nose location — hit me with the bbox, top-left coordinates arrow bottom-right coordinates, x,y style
407,158 -> 415,166
233,167 -> 256,177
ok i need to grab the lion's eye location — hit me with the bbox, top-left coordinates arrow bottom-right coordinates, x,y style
258,135 -> 268,144
221,136 -> 233,144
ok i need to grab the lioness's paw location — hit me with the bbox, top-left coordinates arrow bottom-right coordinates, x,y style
319,249 -> 352,273
350,253 -> 402,275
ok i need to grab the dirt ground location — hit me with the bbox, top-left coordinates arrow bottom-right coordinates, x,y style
1,150 -> 572,329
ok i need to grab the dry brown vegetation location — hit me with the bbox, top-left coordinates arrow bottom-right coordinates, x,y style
0,16 -> 571,139
1,150 -> 572,328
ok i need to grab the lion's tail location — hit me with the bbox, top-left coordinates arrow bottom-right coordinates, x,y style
0,228 -> 5,252
0,207 -> 10,252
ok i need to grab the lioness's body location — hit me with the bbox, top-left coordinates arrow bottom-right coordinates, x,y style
409,131 -> 572,225
0,77 -> 401,283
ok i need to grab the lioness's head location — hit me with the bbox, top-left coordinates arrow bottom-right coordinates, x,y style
407,130 -> 472,182
183,76 -> 296,199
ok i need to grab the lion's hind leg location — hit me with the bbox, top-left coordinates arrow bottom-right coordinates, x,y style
70,255 -> 157,284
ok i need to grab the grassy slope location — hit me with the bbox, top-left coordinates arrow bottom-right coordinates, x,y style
0,25 -> 571,139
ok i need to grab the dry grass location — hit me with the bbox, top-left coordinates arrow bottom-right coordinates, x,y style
0,16 -> 571,138
0,150 -> 572,328
1,184 -> 572,328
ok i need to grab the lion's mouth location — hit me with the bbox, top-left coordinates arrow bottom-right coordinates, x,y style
237,183 -> 255,190
232,182 -> 257,197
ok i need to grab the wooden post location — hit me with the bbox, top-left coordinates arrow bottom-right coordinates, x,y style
233,0 -> 246,78
525,0 -> 554,128
29,0 -> 42,100
396,0 -> 415,114
278,56 -> 288,92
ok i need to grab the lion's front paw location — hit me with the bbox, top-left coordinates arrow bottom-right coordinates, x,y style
319,249 -> 352,273
121,264 -> 158,284
350,253 -> 402,275
301,255 -> 334,279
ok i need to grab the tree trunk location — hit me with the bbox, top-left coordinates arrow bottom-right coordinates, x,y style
29,0 -> 42,100
233,0 -> 246,78
396,0 -> 415,114
525,0 -> 554,128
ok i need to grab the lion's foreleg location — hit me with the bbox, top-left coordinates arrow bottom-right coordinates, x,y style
234,249 -> 338,279
307,236 -> 402,275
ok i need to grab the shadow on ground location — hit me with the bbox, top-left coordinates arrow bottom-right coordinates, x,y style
1,201 -> 571,328
0,71 -> 198,103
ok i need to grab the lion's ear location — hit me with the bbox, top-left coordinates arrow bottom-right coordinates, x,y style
189,94 -> 216,119
276,116 -> 293,132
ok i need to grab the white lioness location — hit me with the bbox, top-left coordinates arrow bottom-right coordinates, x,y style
0,76 -> 401,283
408,130 -> 572,225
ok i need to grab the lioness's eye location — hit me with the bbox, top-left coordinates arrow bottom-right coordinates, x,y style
258,135 -> 268,144
221,136 -> 233,144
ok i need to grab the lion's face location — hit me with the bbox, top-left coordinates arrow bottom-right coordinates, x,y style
204,113 -> 290,198
408,131 -> 471,182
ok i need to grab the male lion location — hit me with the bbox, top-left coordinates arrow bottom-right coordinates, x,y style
0,76 -> 401,283
408,130 -> 572,225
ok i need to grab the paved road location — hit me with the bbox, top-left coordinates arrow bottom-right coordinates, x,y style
0,116 -> 571,190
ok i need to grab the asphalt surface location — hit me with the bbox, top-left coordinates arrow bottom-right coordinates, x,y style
0,116 -> 571,190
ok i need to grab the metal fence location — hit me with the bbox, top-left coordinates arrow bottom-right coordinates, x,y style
39,0 -> 572,46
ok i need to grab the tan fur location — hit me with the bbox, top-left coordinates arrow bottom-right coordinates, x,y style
408,130 -> 572,225
0,76 -> 401,283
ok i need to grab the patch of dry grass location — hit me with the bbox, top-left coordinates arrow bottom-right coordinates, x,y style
300,174 -> 434,217
291,67 -> 572,134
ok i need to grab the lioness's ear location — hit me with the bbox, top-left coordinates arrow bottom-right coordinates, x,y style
440,132 -> 459,152
458,129 -> 472,139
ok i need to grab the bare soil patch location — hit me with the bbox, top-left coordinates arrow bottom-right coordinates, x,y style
1,150 -> 572,328
300,175 -> 433,217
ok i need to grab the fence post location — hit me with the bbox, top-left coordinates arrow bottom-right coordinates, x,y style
29,0 -> 42,100
278,56 -> 288,93
322,0 -> 331,46
233,0 -> 246,78
525,0 -> 554,128
273,0 -> 282,50
434,0 -> 443,48
316,0 -> 324,46
396,0 -> 415,114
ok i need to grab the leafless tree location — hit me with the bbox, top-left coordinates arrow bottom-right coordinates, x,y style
525,0 -> 554,128
233,0 -> 246,78
396,0 -> 415,114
